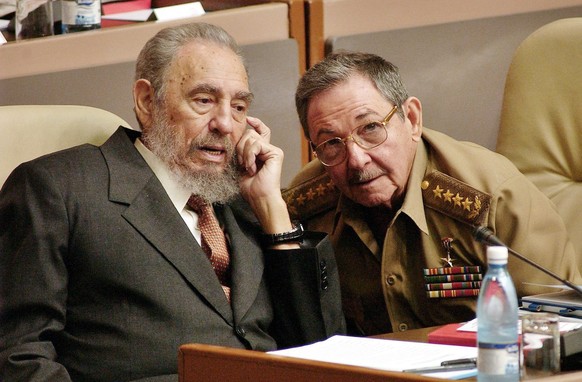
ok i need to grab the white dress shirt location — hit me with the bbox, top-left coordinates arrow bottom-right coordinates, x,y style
134,138 -> 202,245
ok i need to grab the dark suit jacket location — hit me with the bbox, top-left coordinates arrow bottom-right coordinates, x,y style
0,128 -> 344,382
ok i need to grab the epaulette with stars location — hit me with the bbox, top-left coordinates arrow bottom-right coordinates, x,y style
282,171 -> 339,221
421,171 -> 491,227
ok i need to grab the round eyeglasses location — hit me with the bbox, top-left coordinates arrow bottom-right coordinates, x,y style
311,105 -> 399,167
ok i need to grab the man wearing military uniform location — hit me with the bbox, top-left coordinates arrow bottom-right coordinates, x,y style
284,51 -> 582,336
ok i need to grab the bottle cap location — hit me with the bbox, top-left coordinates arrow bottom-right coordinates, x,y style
487,246 -> 508,264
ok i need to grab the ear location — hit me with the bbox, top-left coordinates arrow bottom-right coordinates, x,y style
403,96 -> 423,142
133,79 -> 155,130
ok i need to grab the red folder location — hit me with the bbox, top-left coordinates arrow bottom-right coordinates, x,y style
427,323 -> 477,347
102,0 -> 152,14
101,0 -> 152,27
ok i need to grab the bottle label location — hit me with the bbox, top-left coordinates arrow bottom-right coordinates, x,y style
62,1 -> 101,25
478,342 -> 520,375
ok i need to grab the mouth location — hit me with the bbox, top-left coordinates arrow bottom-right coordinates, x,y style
200,144 -> 225,155
350,179 -> 371,187
197,144 -> 227,163
190,132 -> 234,165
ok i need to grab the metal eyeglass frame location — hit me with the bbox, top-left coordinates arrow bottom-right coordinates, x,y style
311,104 -> 399,167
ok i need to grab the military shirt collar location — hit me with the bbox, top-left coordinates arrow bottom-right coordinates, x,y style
399,136 -> 430,235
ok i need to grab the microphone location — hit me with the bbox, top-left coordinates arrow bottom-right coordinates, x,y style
473,226 -> 582,298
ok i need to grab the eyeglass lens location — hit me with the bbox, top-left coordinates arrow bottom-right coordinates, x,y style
317,123 -> 386,165
313,105 -> 398,166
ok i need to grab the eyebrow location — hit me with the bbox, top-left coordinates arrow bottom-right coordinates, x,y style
237,90 -> 254,105
313,109 -> 381,141
189,84 -> 254,105
354,110 -> 381,122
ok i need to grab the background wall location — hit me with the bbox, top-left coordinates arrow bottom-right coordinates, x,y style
326,6 -> 582,150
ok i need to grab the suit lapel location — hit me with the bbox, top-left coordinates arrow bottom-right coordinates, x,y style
100,128 -> 234,323
217,203 -> 264,323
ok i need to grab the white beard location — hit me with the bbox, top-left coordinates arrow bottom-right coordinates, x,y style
141,106 -> 241,204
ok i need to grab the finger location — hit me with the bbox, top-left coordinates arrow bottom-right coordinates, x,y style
247,116 -> 271,141
237,130 -> 262,175
236,129 -> 258,170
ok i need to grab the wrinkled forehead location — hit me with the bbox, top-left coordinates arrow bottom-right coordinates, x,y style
170,41 -> 249,87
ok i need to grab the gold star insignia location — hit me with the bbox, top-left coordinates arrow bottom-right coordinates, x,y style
462,197 -> 473,211
296,193 -> 306,206
452,193 -> 463,207
421,171 -> 492,227
305,188 -> 315,200
315,183 -> 327,196
432,185 -> 444,198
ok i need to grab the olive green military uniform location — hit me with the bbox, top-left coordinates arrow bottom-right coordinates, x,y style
284,128 -> 582,336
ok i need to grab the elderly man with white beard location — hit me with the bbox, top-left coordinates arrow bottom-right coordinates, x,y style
0,22 -> 344,382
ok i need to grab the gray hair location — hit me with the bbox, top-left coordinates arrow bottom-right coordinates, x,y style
295,51 -> 409,140
135,22 -> 246,102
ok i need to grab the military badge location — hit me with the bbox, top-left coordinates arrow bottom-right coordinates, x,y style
423,237 -> 483,298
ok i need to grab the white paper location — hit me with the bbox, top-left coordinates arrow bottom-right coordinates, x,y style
101,1 -> 205,22
270,335 -> 477,380
153,2 -> 205,22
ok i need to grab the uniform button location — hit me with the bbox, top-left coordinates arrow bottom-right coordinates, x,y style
398,323 -> 408,332
235,326 -> 246,337
386,275 -> 396,286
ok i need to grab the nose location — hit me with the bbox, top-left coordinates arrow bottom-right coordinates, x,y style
209,102 -> 234,135
345,139 -> 370,170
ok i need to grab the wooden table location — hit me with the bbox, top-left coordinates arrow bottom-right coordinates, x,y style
374,326 -> 439,343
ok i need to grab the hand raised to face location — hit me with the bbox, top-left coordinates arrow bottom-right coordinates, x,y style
236,116 -> 294,237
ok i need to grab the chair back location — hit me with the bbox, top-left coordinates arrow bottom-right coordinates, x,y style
0,105 -> 131,186
496,18 -> 582,257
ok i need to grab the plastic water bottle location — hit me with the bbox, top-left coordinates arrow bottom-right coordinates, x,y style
61,0 -> 101,33
477,246 -> 519,381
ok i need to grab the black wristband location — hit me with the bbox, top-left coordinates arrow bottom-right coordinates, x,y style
259,223 -> 304,246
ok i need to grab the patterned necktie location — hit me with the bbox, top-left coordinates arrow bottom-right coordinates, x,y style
187,195 -> 231,301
